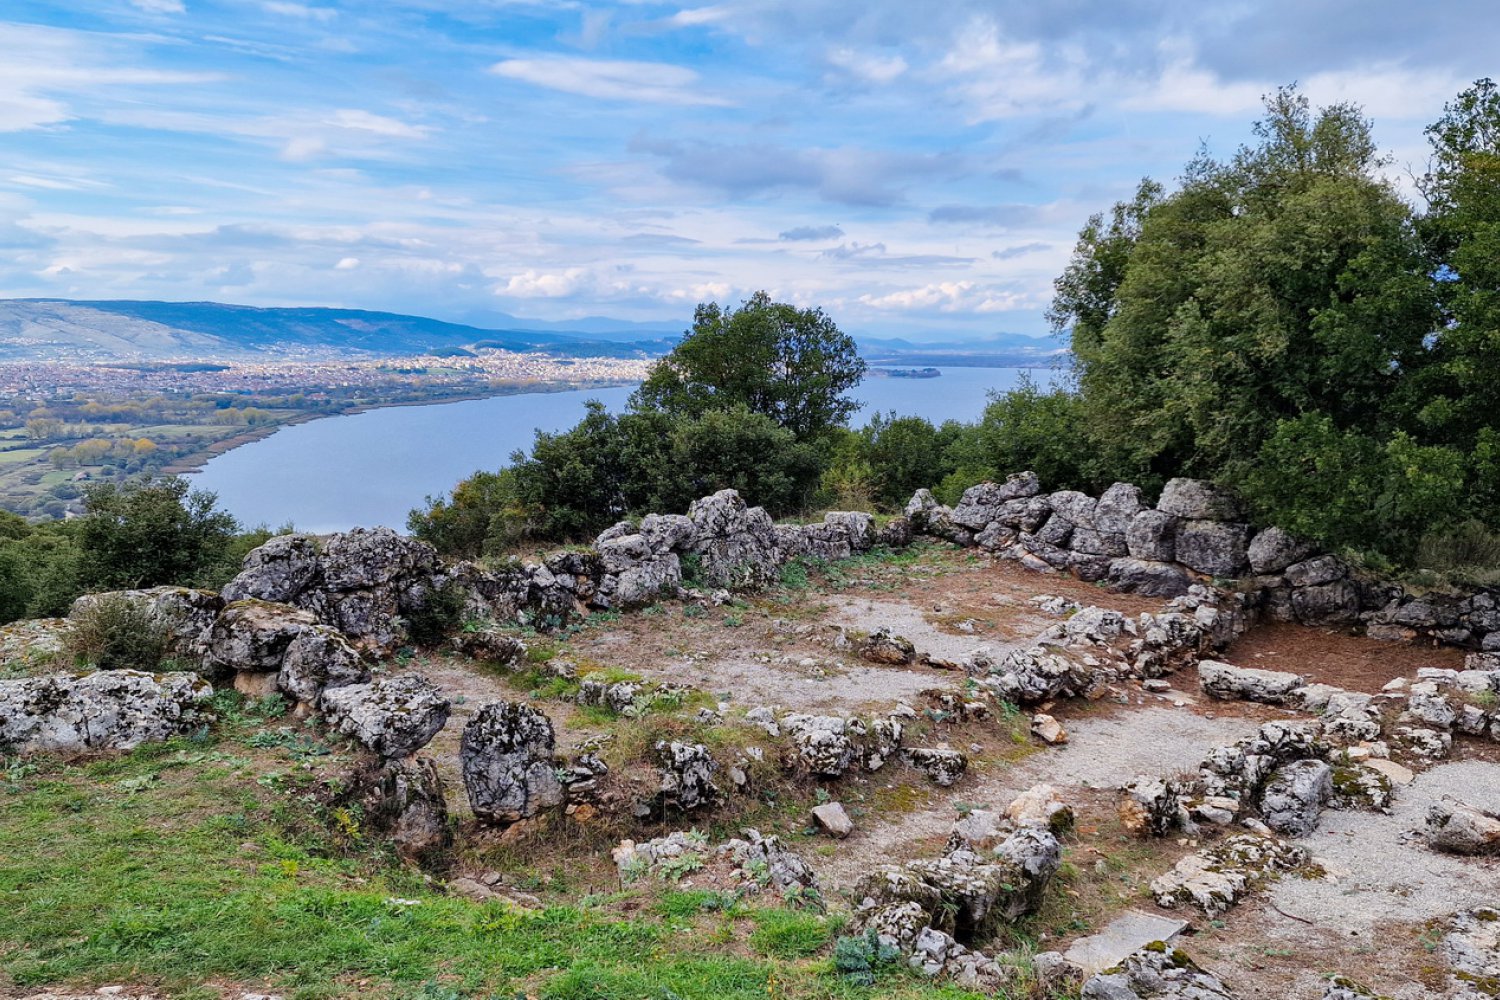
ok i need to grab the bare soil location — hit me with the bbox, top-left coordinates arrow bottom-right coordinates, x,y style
1225,622 -> 1467,692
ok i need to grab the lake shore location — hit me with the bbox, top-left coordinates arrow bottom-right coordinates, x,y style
165,378 -> 640,479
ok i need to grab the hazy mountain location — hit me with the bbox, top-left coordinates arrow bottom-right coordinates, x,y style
0,299 -> 674,362
0,297 -> 1064,367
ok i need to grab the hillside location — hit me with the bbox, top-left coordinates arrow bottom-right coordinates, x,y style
0,299 -> 675,362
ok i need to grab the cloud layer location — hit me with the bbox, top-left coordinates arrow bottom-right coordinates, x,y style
0,1 -> 1494,338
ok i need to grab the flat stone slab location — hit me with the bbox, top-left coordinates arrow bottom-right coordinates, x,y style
1063,909 -> 1188,975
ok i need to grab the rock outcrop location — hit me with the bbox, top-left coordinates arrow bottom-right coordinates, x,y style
461,701 -> 564,825
321,674 -> 450,759
0,669 -> 213,752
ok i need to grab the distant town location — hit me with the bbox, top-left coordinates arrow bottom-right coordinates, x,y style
0,349 -> 652,519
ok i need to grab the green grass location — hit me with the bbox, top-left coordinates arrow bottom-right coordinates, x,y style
0,730 -> 998,1000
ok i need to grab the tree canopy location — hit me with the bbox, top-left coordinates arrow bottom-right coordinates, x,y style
633,291 -> 866,440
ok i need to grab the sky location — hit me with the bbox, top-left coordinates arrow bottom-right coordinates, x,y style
1,2 -> 1497,340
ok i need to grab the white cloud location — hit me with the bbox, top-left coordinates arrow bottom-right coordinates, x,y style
667,7 -> 731,28
129,0 -> 186,13
262,2 -> 337,20
860,281 -> 1028,314
334,256 -> 360,269
826,47 -> 907,85
501,268 -> 589,298
489,56 -> 731,107
325,109 -> 430,139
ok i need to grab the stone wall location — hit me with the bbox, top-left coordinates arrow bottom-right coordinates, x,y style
909,472 -> 1500,652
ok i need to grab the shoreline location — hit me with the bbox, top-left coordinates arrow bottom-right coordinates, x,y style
163,378 -> 640,478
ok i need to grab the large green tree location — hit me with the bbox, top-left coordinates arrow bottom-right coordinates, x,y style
1051,88 -> 1437,486
74,478 -> 239,591
633,291 -> 866,440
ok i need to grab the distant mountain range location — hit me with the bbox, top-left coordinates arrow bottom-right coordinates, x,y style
0,299 -> 676,362
0,298 -> 1063,366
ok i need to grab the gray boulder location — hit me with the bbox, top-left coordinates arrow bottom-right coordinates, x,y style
1126,509 -> 1178,562
1198,660 -> 1304,704
1284,554 -> 1347,588
277,625 -> 369,706
906,747 -> 968,786
1259,759 -> 1333,837
1173,520 -> 1250,577
1291,581 -> 1361,625
1094,483 -> 1144,535
68,586 -> 224,662
1156,478 -> 1244,521
322,674 -> 450,758
1426,797 -> 1500,856
208,600 -> 321,677
1107,558 -> 1191,597
655,740 -> 720,811
1246,527 -> 1315,575
0,669 -> 213,752
857,628 -> 916,665
461,700 -> 564,824
349,755 -> 451,863
685,490 -> 782,589
782,714 -> 857,776
1082,944 -> 1237,999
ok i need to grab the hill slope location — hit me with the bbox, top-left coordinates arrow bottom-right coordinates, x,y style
0,299 -> 674,362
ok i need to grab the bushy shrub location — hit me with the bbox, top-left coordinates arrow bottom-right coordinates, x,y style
63,594 -> 170,671
405,581 -> 469,648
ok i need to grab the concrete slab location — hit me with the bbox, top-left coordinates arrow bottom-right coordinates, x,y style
1063,909 -> 1189,975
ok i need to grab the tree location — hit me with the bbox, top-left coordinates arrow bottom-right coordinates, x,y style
74,478 -> 239,591
632,291 -> 866,440
1416,79 -> 1500,460
1051,86 -> 1436,484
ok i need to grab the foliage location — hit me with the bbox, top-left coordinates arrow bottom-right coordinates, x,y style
74,478 -> 240,592
405,580 -> 469,648
633,290 -> 866,440
832,929 -> 902,986
62,594 -> 170,671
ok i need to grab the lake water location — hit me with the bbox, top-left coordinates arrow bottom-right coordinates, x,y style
192,366 -> 1060,532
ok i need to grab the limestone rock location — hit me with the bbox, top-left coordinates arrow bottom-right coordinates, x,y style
1119,776 -> 1188,838
1150,834 -> 1309,917
685,489 -> 782,589
655,740 -> 720,811
1259,759 -> 1333,837
720,829 -> 819,893
1081,944 -> 1237,999
69,586 -> 223,663
1426,797 -> 1500,856
857,628 -> 916,665
208,600 -> 321,676
1198,660 -> 1304,704
1107,558 -> 1191,597
1005,783 -> 1074,834
1156,478 -> 1244,521
322,674 -> 450,759
782,714 -> 857,776
0,669 -> 213,753
461,701 -> 564,824
1284,554 -> 1347,588
1440,907 -> 1500,992
453,628 -> 527,667
1031,712 -> 1068,745
906,747 -> 968,786
1173,520 -> 1250,577
1126,509 -> 1179,562
348,755 -> 451,863
1247,527 -> 1314,575
812,801 -> 853,838
277,625 -> 369,706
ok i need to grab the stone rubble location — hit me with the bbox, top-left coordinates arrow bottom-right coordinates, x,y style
0,669 -> 213,752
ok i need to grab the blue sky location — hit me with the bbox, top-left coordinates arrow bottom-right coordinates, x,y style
1,1 -> 1496,339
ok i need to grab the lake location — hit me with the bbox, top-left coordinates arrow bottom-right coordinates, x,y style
191,366 -> 1063,532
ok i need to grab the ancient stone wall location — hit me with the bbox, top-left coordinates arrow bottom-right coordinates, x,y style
908,472 -> 1500,653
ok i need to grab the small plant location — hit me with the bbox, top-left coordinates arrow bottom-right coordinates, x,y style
679,552 -> 704,585
832,929 -> 900,986
63,595 -> 170,671
682,603 -> 706,619
778,560 -> 809,591
656,853 -> 704,882
405,580 -> 468,647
